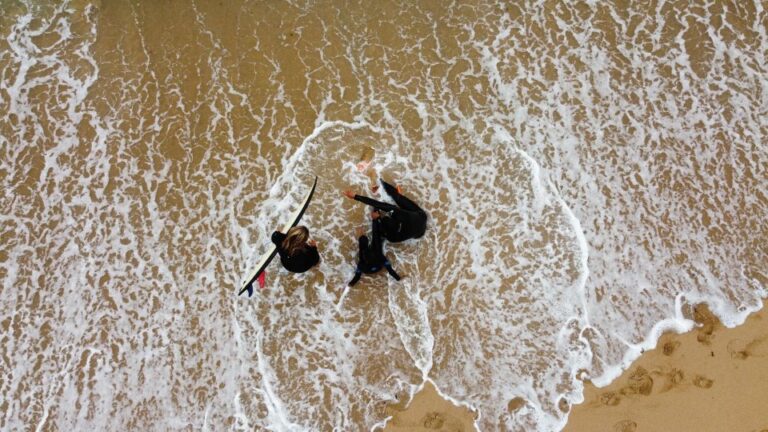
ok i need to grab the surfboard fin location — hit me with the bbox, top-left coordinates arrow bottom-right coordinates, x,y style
258,271 -> 266,289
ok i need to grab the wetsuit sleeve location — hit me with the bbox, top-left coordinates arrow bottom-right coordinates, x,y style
271,231 -> 285,246
353,194 -> 400,212
348,269 -> 362,286
381,180 -> 426,214
307,245 -> 320,266
384,261 -> 401,281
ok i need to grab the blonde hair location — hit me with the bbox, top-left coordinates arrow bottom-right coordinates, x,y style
282,226 -> 310,256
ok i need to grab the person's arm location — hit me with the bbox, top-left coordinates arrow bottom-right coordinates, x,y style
271,231 -> 285,246
353,194 -> 400,212
308,245 -> 320,265
383,260 -> 401,281
348,269 -> 362,286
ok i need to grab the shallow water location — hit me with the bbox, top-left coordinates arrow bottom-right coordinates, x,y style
1,1 -> 766,431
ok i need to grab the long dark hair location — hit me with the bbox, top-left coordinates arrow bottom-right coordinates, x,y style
282,226 -> 309,256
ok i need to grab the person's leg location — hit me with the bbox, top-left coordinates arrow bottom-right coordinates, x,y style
347,233 -> 369,286
381,180 -> 425,214
358,234 -> 369,255
367,216 -> 394,261
371,217 -> 384,256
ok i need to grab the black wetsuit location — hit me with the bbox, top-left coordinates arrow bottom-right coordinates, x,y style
271,231 -> 320,273
352,180 -> 427,243
349,218 -> 401,286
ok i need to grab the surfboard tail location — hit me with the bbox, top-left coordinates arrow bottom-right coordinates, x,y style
238,271 -> 265,297
239,283 -> 254,297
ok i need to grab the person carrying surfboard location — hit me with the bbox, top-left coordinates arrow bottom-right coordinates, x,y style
271,226 -> 320,273
343,180 -> 427,243
348,215 -> 401,286
239,177 -> 318,297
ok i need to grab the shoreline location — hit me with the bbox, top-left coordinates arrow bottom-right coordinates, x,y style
564,299 -> 768,432
376,379 -> 479,432
377,299 -> 768,431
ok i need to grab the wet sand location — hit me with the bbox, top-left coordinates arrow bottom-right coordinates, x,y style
565,300 -> 768,432
3,2 -> 766,430
379,381 -> 478,432
381,300 -> 768,432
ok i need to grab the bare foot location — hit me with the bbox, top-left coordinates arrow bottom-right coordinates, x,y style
367,169 -> 379,192
343,189 -> 356,199
357,147 -> 375,172
356,160 -> 371,172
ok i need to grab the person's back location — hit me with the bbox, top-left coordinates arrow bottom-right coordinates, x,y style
348,218 -> 401,286
378,208 -> 426,242
271,226 -> 320,273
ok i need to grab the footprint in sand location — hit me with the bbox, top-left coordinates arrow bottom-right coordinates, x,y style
373,400 -> 388,417
693,375 -> 714,389
422,412 -> 445,429
661,368 -> 684,392
662,340 -> 681,356
669,368 -> 684,385
728,336 -> 768,360
693,304 -> 718,345
613,419 -> 637,432
600,391 -> 621,406
621,367 -> 653,396
728,339 -> 749,360
507,397 -> 526,413
619,387 -> 635,396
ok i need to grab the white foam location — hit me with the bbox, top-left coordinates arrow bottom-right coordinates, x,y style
2,2 -> 766,431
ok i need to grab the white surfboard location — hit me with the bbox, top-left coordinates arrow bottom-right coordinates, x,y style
238,176 -> 318,297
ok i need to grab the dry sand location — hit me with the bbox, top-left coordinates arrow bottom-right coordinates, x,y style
379,300 -> 768,432
564,300 -> 768,432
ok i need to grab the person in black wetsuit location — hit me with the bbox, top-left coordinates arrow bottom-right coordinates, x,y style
343,180 -> 427,243
271,225 -> 320,273
348,216 -> 401,286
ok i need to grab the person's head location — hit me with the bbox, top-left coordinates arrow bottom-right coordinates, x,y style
282,226 -> 310,256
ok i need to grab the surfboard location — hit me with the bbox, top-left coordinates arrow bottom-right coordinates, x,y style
238,176 -> 318,297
